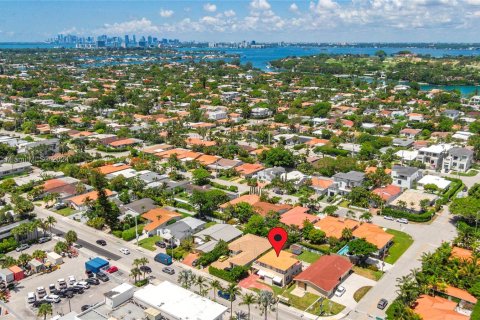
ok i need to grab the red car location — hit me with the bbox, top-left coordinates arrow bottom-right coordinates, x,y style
106,266 -> 118,273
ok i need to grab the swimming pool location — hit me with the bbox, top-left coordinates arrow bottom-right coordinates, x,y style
337,245 -> 350,256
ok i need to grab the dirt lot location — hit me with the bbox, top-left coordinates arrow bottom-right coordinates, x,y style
7,245 -> 128,320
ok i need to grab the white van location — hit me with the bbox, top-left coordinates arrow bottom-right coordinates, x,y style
27,292 -> 36,304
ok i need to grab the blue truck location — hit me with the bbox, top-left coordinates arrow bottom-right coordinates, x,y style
154,253 -> 172,265
85,257 -> 109,273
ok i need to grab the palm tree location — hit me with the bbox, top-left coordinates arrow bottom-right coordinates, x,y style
210,279 -> 222,301
17,253 -> 31,267
32,250 -> 47,262
65,230 -> 77,247
257,290 -> 277,320
360,212 -> 372,222
240,293 -> 257,320
46,216 -> 57,235
130,267 -> 141,283
178,270 -> 196,289
195,275 -> 209,296
137,257 -> 149,280
225,283 -> 241,318
38,218 -> 48,236
0,256 -> 17,268
37,303 -> 53,320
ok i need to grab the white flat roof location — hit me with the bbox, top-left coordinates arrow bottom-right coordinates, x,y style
134,281 -> 227,320
418,175 -> 451,190
395,150 -> 418,161
419,144 -> 453,153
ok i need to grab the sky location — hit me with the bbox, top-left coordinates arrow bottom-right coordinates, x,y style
1,0 -> 480,42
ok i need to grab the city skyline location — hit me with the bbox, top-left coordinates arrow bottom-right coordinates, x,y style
1,0 -> 480,43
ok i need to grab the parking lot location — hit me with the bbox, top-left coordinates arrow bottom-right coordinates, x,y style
8,244 -> 127,319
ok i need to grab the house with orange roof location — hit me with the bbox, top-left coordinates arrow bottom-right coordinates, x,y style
219,194 -> 261,210
450,246 -> 478,264
252,250 -> 302,287
413,295 -> 469,320
305,138 -> 329,147
314,216 -> 359,239
108,138 -> 141,149
95,163 -> 131,175
177,151 -> 203,162
154,148 -> 189,159
65,189 -> 115,210
280,207 -> 319,229
311,177 -> 334,195
235,163 -> 265,178
352,223 -> 394,256
253,202 -> 292,217
185,137 -> 217,148
196,154 -> 220,166
141,208 -> 182,236
372,184 -> 402,203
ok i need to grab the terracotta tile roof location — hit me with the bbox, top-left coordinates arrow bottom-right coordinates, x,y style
372,184 -> 402,201
155,148 -> 189,159
413,295 -> 468,320
95,164 -> 131,175
280,207 -> 319,228
305,138 -> 329,146
177,151 -> 202,161
43,179 -> 68,192
253,202 -> 292,217
185,138 -> 217,147
365,167 -> 392,175
311,177 -> 334,189
67,190 -> 114,206
444,285 -> 477,304
451,246 -> 475,262
197,154 -> 220,166
235,163 -> 265,176
352,223 -> 394,249
220,194 -> 260,209
294,255 -> 353,292
141,208 -> 182,232
314,216 -> 359,239
256,250 -> 300,271
109,138 -> 138,147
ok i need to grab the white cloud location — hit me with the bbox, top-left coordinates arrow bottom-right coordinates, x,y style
203,3 -> 217,12
224,9 -> 236,17
159,9 -> 174,18
96,18 -> 159,34
250,0 -> 271,11
289,3 -> 299,12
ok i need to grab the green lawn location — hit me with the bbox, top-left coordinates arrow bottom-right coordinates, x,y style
353,266 -> 383,281
55,207 -> 76,216
205,221 -> 217,229
138,235 -> 162,251
297,251 -> 322,263
353,286 -> 372,302
309,298 -> 345,316
385,229 -> 414,264
338,200 -> 350,208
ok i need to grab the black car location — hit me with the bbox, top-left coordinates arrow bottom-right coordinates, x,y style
139,265 -> 152,273
96,272 -> 109,282
33,300 -> 52,308
96,239 -> 107,246
377,298 -> 388,310
57,289 -> 74,299
155,241 -> 166,248
85,270 -> 94,278
86,278 -> 100,285
81,305 -> 92,312
69,286 -> 84,294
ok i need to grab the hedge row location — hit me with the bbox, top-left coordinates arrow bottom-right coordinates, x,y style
442,178 -> 463,201
211,181 -> 238,193
120,225 -> 145,241
208,266 -> 249,283
472,301 -> 480,320
315,145 -> 350,157
381,207 -> 434,222
300,242 -> 331,254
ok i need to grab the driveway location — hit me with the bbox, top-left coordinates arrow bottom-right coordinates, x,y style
331,273 -> 376,309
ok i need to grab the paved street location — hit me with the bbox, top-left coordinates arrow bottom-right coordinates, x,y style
346,206 -> 457,320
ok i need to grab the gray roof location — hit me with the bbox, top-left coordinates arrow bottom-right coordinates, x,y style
448,147 -> 474,157
0,162 -> 32,174
392,138 -> 414,147
167,217 -> 205,239
138,172 -> 168,184
333,171 -> 365,182
443,109 -> 460,115
195,224 -> 242,243
195,240 -> 219,253
392,165 -> 419,176
124,198 -> 157,214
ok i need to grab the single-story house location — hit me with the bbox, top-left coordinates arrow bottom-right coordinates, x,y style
352,223 -> 394,257
141,208 -> 182,236
280,207 -> 320,229
194,224 -> 242,253
65,189 -> 115,210
158,217 -> 206,246
314,216 -> 359,239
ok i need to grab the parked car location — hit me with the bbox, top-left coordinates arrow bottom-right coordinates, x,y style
85,270 -> 94,278
16,244 -> 30,252
68,275 -> 76,285
48,284 -> 56,293
334,286 -> 346,297
54,203 -> 67,210
119,248 -> 130,255
218,290 -> 235,301
57,289 -> 74,299
218,255 -> 228,262
396,218 -> 409,224
155,241 -> 166,248
154,253 -> 172,265
383,216 -> 394,221
44,294 -> 61,303
139,266 -> 151,273
96,239 -> 107,246
27,292 -> 36,304
57,279 -> 67,289
192,259 -> 199,267
106,266 -> 118,273
38,236 -> 52,244
85,278 -> 100,285
377,298 -> 388,310
69,286 -> 84,294
96,272 -> 109,282
162,267 -> 175,275
36,287 -> 47,299
74,281 -> 90,289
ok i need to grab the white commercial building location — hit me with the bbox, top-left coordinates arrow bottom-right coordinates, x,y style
134,281 -> 228,320
105,283 -> 134,309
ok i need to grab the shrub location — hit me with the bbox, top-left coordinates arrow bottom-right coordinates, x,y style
208,266 -> 249,282
135,279 -> 148,287
300,242 -> 331,254
472,301 -> 480,320
112,230 -> 122,238
381,207 -> 434,222
121,225 -> 144,241
0,237 -> 18,254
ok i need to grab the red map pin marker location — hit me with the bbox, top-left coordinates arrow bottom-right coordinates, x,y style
268,227 -> 288,257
